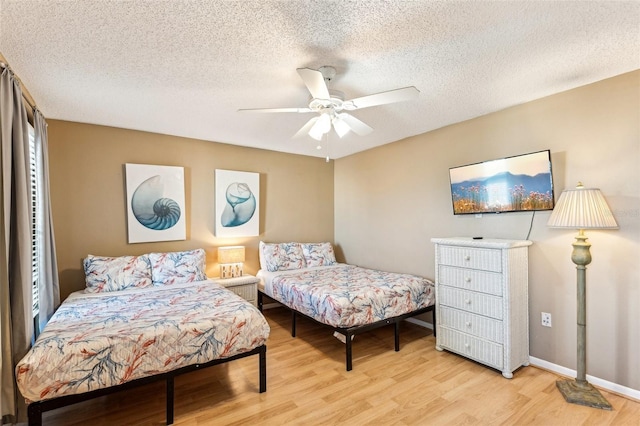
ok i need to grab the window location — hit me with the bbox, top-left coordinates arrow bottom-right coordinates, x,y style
28,125 -> 42,326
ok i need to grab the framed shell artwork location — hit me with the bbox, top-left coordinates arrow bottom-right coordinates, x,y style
215,169 -> 259,237
125,163 -> 186,243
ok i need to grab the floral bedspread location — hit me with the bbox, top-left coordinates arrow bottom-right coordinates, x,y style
264,265 -> 435,328
16,280 -> 270,402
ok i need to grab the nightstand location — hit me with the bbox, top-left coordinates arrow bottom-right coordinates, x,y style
214,275 -> 259,306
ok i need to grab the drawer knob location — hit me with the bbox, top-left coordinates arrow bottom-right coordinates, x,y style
465,321 -> 472,327
465,277 -> 471,283
465,299 -> 471,305
464,343 -> 470,348
464,255 -> 471,261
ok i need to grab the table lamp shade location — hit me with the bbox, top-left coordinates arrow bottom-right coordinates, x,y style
547,183 -> 618,229
218,246 -> 245,264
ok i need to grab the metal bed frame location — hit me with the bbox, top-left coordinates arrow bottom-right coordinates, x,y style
258,290 -> 434,371
26,344 -> 266,426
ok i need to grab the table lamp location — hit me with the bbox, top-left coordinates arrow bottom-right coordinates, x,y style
218,246 -> 245,278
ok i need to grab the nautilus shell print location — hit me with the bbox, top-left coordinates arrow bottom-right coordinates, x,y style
131,175 -> 181,230
221,182 -> 256,227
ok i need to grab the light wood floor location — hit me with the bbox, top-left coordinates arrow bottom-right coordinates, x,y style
42,307 -> 639,425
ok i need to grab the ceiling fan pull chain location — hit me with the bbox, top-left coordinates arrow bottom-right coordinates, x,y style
325,133 -> 330,163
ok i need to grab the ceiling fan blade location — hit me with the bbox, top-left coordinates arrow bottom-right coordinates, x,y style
338,113 -> 373,136
293,117 -> 319,139
345,86 -> 419,110
238,107 -> 313,113
297,68 -> 330,100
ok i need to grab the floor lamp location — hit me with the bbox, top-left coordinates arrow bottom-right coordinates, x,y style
547,182 -> 618,410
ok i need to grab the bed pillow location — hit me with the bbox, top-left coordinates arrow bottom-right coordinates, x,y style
83,254 -> 152,293
259,241 -> 306,272
302,242 -> 337,267
148,248 -> 207,286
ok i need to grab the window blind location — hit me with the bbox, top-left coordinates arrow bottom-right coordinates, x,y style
28,126 -> 40,317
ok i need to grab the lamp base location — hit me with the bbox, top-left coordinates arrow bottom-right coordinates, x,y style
556,379 -> 612,410
220,263 -> 243,279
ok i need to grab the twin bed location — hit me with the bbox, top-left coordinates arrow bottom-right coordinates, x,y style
16,243 -> 435,424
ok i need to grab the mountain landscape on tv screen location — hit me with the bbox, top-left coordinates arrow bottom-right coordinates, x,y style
450,171 -> 553,214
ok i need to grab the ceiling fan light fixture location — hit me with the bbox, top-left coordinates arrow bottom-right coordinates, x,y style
308,128 -> 324,141
332,116 -> 350,138
309,113 -> 331,140
318,113 -> 331,131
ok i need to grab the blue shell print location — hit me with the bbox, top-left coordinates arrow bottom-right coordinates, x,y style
221,182 -> 256,227
131,175 -> 181,230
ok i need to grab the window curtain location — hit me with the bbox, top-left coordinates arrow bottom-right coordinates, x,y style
1,67 -> 36,424
33,110 -> 59,332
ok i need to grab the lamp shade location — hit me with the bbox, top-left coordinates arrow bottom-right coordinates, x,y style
217,246 -> 245,264
332,115 -> 351,138
309,113 -> 332,141
547,183 -> 618,229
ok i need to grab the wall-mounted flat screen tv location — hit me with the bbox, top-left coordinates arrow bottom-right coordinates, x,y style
449,150 -> 554,215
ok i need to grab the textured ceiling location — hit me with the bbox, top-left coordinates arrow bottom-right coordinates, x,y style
1,1 -> 639,159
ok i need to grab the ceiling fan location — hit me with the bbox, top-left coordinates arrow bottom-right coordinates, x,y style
239,66 -> 420,141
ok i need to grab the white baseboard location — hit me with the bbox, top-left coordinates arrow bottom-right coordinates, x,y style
529,356 -> 640,402
262,302 -> 281,310
405,317 -> 434,330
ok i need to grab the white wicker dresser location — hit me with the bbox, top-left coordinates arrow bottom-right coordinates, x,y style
431,237 -> 532,378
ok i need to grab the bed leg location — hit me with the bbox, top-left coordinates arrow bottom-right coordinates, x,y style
432,308 -> 437,337
345,333 -> 353,371
395,321 -> 401,352
259,345 -> 267,393
166,376 -> 175,425
257,291 -> 264,312
291,310 -> 296,337
28,402 -> 42,426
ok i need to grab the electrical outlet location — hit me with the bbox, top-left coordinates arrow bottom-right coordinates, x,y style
541,312 -> 552,327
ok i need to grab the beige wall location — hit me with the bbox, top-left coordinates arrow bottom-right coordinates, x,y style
48,121 -> 334,300
335,70 -> 640,390
47,71 -> 638,391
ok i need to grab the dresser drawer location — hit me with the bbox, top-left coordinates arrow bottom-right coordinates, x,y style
437,327 -> 504,370
439,286 -> 503,320
438,246 -> 502,272
438,265 -> 503,295
439,306 -> 503,343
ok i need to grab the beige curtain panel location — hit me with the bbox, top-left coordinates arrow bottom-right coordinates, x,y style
1,61 -> 59,424
1,64 -> 33,424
